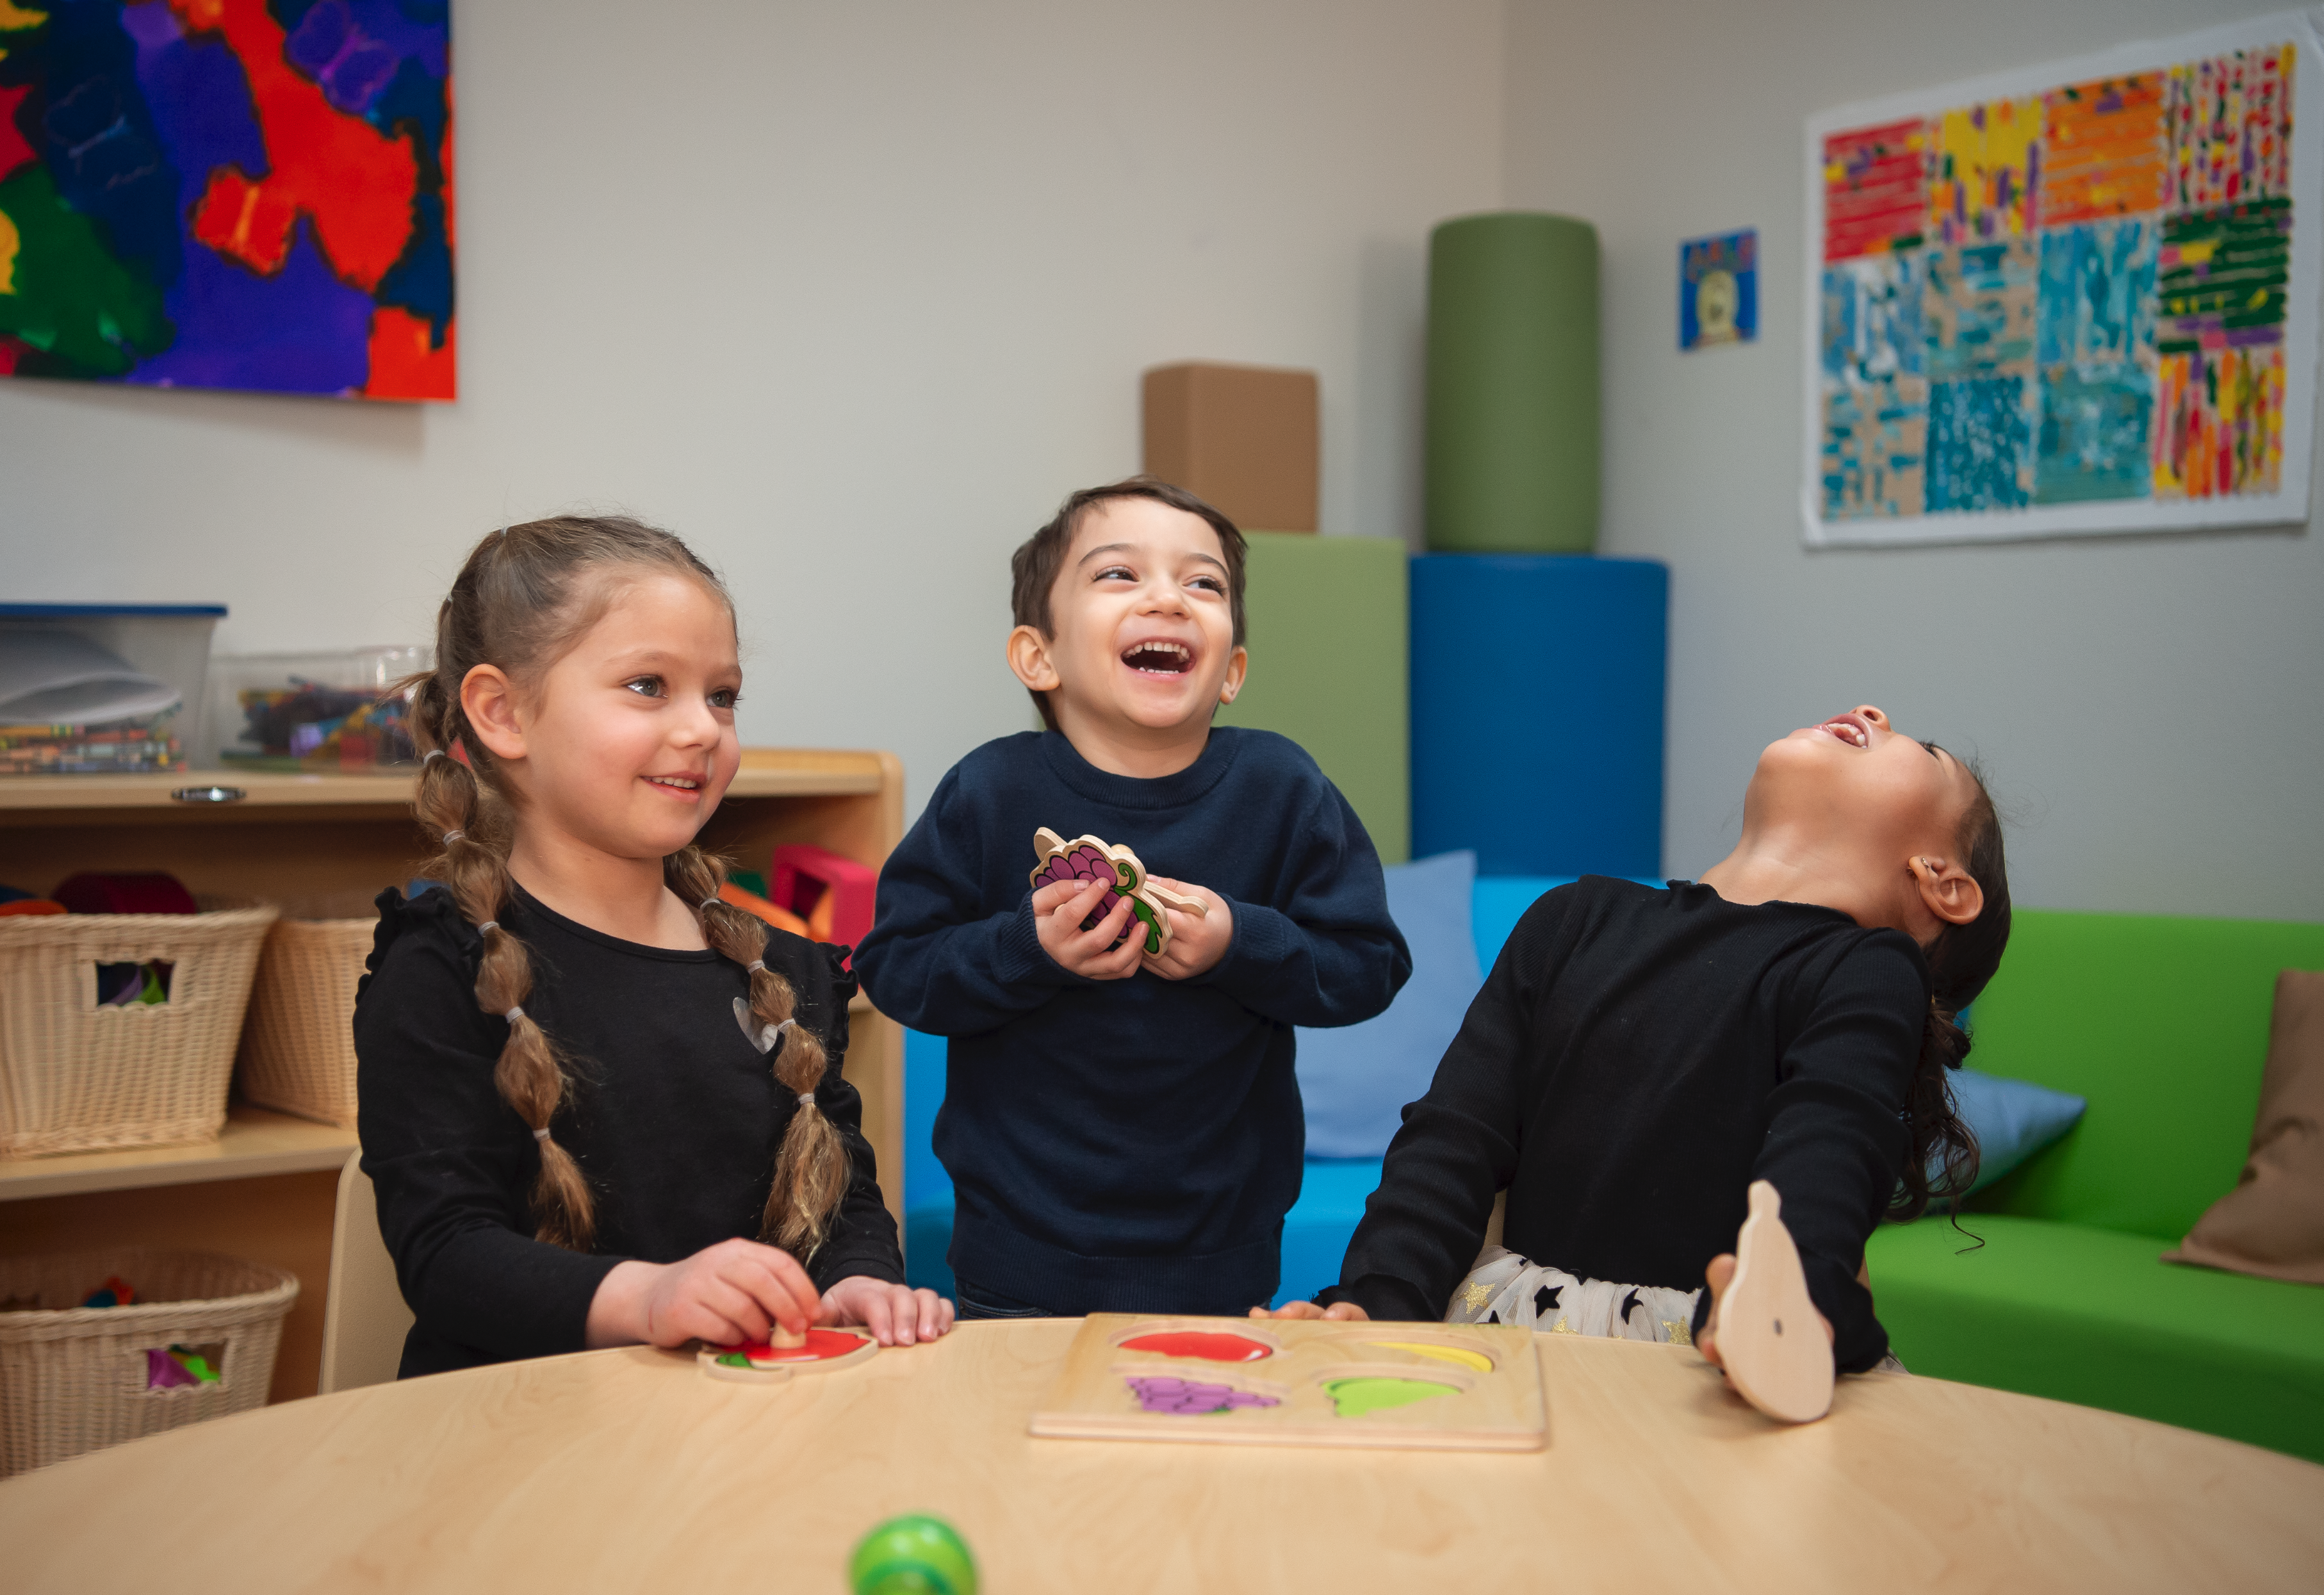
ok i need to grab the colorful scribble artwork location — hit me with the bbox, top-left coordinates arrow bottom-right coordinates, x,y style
1927,375 -> 2033,510
2042,77 -> 2168,223
2156,343 -> 2282,496
1820,250 -> 1927,518
1930,97 -> 2042,245
0,0 -> 453,401
1808,17 -> 2315,541
1822,117 -> 1927,261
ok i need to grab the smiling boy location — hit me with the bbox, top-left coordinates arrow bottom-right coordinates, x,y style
854,478 -> 1411,1318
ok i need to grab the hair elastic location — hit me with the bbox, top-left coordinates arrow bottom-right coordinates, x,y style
442,830 -> 466,844
423,748 -> 448,764
477,920 -> 498,934
532,1127 -> 551,1142
773,1018 -> 797,1040
700,894 -> 721,913
504,1005 -> 525,1024
746,960 -> 766,974
797,1092 -> 815,1109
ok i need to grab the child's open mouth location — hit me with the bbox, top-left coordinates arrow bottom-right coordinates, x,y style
645,773 -> 704,796
1815,714 -> 1871,748
1121,641 -> 1194,676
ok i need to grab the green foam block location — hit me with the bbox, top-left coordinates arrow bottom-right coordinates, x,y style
1426,211 -> 1601,553
1215,532 -> 1409,862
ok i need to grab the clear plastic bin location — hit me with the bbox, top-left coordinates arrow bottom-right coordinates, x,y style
204,646 -> 432,771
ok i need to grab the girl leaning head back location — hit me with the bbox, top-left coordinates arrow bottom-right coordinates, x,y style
1723,704 -> 2013,1217
401,516 -> 849,1258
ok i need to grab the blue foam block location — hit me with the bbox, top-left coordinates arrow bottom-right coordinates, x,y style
1411,554 -> 1667,876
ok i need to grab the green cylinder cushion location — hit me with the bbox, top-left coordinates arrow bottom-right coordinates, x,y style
1425,212 -> 1601,554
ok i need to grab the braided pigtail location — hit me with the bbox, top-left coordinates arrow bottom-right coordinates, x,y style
666,846 -> 850,1259
402,650 -> 595,1251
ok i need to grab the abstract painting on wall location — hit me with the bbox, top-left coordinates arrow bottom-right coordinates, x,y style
1803,12 -> 2315,544
0,0 -> 452,402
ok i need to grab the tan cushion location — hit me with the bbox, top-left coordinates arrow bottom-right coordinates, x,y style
2166,969 -> 2324,1285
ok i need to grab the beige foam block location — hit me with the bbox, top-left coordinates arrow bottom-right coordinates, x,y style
1142,362 -> 1320,532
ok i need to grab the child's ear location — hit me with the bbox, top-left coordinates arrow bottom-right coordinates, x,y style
1006,625 -> 1060,694
1908,855 -> 1983,928
1217,644 -> 1248,707
460,664 -> 528,762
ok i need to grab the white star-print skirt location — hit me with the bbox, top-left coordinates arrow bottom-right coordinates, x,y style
1444,1245 -> 1701,1345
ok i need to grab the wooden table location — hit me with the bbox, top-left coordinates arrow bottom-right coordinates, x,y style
3,1321 -> 2318,1592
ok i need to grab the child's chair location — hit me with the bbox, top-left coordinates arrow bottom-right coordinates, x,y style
317,1152 -> 413,1394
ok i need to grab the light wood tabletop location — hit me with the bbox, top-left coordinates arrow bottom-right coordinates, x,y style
2,1319 -> 2318,1593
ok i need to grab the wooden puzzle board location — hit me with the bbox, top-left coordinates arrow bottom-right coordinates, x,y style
1029,1315 -> 1546,1452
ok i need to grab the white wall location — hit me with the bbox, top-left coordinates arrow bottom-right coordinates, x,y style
1,0 -> 1502,815
12,0 -> 2318,922
1506,0 -> 2324,920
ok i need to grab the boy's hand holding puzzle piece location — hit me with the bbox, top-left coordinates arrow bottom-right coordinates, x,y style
1029,829 -> 1230,982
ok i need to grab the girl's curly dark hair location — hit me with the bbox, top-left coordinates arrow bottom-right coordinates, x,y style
1893,757 -> 2011,1220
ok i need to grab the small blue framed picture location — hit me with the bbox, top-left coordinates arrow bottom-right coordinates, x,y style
1680,229 -> 1758,350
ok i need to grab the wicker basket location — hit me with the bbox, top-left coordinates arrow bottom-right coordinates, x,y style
0,897 -> 279,1156
0,1249 -> 299,1476
236,916 -> 373,1127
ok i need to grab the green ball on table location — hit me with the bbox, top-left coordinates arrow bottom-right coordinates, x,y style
849,1514 -> 978,1595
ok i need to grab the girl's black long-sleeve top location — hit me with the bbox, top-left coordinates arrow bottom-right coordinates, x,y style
354,885 -> 903,1378
1320,876 -> 1927,1372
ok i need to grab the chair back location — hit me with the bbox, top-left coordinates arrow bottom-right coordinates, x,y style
318,1152 -> 414,1393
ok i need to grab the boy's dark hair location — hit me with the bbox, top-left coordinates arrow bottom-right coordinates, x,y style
1008,477 -> 1248,731
1895,761 -> 2013,1221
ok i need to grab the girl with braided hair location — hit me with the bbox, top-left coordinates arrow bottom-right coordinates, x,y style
355,516 -> 948,1378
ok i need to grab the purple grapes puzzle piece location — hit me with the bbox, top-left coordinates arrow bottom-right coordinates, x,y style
1125,1375 -> 1281,1415
1031,842 -> 1125,922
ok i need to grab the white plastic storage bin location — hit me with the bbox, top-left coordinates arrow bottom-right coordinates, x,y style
0,604 -> 226,775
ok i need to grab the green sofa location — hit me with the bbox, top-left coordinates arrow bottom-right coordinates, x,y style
1865,910 -> 2324,1462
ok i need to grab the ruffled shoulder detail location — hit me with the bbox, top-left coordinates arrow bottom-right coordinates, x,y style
359,885 -> 486,999
818,938 -> 860,1008
743,924 -> 859,1059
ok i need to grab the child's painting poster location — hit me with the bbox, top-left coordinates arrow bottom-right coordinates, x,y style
1803,12 -> 2318,544
1681,229 -> 1758,350
0,0 -> 453,402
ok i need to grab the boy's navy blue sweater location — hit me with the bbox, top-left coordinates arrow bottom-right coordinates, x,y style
854,728 -> 1410,1314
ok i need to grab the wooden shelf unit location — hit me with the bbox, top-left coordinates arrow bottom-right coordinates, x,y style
0,1107 -> 358,1202
0,749 -> 906,1404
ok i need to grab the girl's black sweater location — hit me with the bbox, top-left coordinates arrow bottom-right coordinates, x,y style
1320,876 -> 1928,1372
354,885 -> 902,1377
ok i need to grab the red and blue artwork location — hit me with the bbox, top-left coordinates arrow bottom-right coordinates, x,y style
0,0 -> 452,402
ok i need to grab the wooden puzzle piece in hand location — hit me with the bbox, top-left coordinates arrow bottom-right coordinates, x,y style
1715,1180 -> 1834,1423
1029,1314 -> 1544,1451
698,1327 -> 878,1384
1029,829 -> 1205,956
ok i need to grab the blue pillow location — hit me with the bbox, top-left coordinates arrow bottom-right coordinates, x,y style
1937,1067 -> 2088,1195
1297,851 -> 1482,1158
